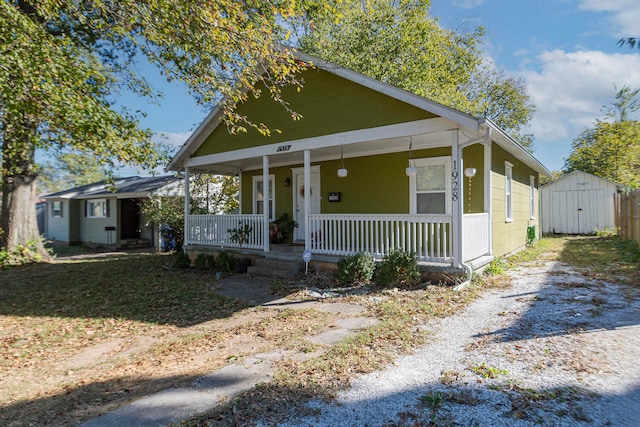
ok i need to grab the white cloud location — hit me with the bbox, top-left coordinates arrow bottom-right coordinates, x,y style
579,0 -> 640,36
520,49 -> 640,144
452,0 -> 485,9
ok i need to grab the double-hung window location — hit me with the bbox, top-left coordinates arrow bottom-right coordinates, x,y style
52,201 -> 63,218
410,157 -> 451,215
253,175 -> 275,220
505,162 -> 513,222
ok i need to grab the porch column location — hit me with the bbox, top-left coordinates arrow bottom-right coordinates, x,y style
263,156 -> 270,253
183,167 -> 190,248
451,132 -> 463,268
304,149 -> 311,251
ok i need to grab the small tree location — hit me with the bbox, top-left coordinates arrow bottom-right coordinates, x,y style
139,175 -> 240,249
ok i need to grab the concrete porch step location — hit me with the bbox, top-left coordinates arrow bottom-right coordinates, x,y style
247,257 -> 303,278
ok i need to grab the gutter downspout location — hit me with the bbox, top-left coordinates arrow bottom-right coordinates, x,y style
453,126 -> 491,292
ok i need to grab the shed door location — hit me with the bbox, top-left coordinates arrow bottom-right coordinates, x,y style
552,190 -> 602,234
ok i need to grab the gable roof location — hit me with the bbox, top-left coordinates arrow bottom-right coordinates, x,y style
42,176 -> 182,200
540,170 -> 625,191
167,50 -> 551,178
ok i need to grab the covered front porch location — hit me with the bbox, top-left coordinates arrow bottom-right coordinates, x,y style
184,211 -> 490,266
181,124 -> 494,271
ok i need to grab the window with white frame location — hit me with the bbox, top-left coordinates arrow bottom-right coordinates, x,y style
253,175 -> 274,220
505,161 -> 513,222
529,175 -> 536,219
87,199 -> 108,218
410,157 -> 451,215
52,201 -> 63,218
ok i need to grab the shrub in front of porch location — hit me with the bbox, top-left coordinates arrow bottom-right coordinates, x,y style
336,252 -> 376,285
374,249 -> 421,288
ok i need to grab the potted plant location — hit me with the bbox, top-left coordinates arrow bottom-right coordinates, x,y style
227,222 -> 252,273
271,212 -> 298,243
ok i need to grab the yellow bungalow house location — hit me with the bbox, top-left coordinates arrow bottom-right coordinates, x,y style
167,52 -> 551,279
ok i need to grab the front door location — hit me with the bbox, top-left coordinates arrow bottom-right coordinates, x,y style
120,198 -> 140,239
292,167 -> 321,241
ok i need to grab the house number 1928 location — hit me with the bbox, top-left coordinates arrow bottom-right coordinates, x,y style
452,160 -> 459,202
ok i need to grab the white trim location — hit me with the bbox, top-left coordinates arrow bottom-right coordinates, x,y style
183,118 -> 455,170
52,201 -> 63,218
529,175 -> 536,220
409,156 -> 452,215
252,174 -> 275,221
505,161 -> 513,223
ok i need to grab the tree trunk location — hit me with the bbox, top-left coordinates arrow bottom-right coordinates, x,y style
0,128 -> 51,262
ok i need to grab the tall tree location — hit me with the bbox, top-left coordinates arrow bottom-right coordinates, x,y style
565,87 -> 640,188
295,0 -> 535,149
37,151 -> 109,195
0,1 -> 311,256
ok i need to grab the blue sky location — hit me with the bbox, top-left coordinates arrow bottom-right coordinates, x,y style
117,0 -> 640,174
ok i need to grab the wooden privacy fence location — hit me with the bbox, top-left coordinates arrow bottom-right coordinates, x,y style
615,190 -> 640,248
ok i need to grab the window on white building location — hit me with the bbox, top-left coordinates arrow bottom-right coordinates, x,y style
52,201 -> 63,218
87,199 -> 108,218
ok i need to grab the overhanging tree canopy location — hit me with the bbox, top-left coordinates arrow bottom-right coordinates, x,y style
295,0 -> 535,150
0,0 -> 312,254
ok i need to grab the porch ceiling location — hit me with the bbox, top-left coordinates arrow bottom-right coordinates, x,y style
188,128 -> 455,175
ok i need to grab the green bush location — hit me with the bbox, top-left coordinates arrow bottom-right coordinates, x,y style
374,249 -> 421,288
484,257 -> 507,275
215,250 -> 234,273
0,238 -> 51,269
335,252 -> 375,285
173,251 -> 192,269
194,253 -> 208,270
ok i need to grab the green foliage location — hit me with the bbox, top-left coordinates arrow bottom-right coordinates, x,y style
215,250 -> 235,274
0,239 -> 51,269
297,0 -> 535,146
173,251 -> 191,269
564,120 -> 640,188
139,175 -> 240,251
194,253 -> 214,270
336,252 -> 376,285
484,257 -> 508,276
565,87 -> 640,188
37,150 -> 109,195
228,222 -> 253,247
1,0 -> 310,252
271,212 -> 298,243
526,225 -> 536,245
374,249 -> 421,288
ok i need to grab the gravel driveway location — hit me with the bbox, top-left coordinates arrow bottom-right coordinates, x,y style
269,259 -> 640,426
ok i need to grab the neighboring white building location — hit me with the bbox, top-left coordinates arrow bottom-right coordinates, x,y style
540,171 -> 624,234
42,176 -> 182,248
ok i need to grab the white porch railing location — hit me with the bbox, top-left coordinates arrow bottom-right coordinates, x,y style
462,213 -> 490,262
308,214 -> 452,263
185,214 -> 264,249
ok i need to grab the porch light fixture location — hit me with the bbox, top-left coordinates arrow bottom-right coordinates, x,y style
405,137 -> 417,176
464,167 -> 477,178
337,146 -> 348,178
284,177 -> 291,187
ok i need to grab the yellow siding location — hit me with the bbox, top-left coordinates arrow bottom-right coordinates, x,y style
491,144 -> 540,257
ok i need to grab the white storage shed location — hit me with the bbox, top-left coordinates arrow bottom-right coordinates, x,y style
540,171 -> 624,234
